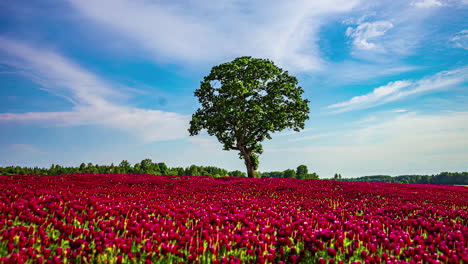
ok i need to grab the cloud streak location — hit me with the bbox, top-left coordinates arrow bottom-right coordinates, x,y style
327,66 -> 468,113
67,0 -> 360,72
451,29 -> 468,50
0,37 -> 190,142
411,0 -> 444,8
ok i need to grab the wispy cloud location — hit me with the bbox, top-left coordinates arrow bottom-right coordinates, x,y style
342,2 -> 447,61
346,20 -> 394,50
0,37 -> 189,142
451,29 -> 468,50
327,66 -> 468,113
328,81 -> 412,112
391,109 -> 408,113
67,0 -> 360,72
411,0 -> 444,8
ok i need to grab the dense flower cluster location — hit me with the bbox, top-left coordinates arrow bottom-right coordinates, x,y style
0,174 -> 467,263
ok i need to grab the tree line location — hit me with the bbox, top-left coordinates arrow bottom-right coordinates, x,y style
258,165 -> 319,179
331,172 -> 468,185
0,159 -> 319,179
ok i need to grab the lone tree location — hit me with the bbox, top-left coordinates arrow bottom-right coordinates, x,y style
188,56 -> 310,178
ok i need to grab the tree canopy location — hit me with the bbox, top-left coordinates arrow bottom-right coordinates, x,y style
188,56 -> 310,177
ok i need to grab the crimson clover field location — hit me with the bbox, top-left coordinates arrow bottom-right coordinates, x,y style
0,174 -> 467,264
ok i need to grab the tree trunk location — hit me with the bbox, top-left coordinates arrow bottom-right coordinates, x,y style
245,158 -> 256,178
240,147 -> 256,178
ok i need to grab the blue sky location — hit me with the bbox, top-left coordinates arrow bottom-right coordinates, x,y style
0,0 -> 467,177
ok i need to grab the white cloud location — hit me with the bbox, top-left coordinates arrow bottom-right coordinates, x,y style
451,29 -> 468,50
0,37 -> 190,142
391,109 -> 408,113
327,66 -> 468,113
328,80 -> 411,112
264,111 -> 468,177
411,0 -> 444,8
342,2 -> 446,60
67,0 -> 360,72
346,20 -> 394,50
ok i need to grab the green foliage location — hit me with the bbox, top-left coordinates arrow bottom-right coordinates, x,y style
296,165 -> 308,179
260,165 -> 319,180
334,172 -> 468,185
189,56 -> 310,177
119,160 -> 131,169
305,172 -> 320,179
260,171 -> 283,178
133,163 -> 141,174
158,162 -> 168,175
79,163 -> 86,172
228,170 -> 247,177
283,169 -> 296,178
140,159 -> 155,174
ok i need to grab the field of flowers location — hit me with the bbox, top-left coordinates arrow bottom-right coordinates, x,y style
1,174 -> 467,264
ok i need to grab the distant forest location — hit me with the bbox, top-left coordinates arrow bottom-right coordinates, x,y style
0,160 -> 466,185
331,172 -> 468,185
0,159 -> 319,180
